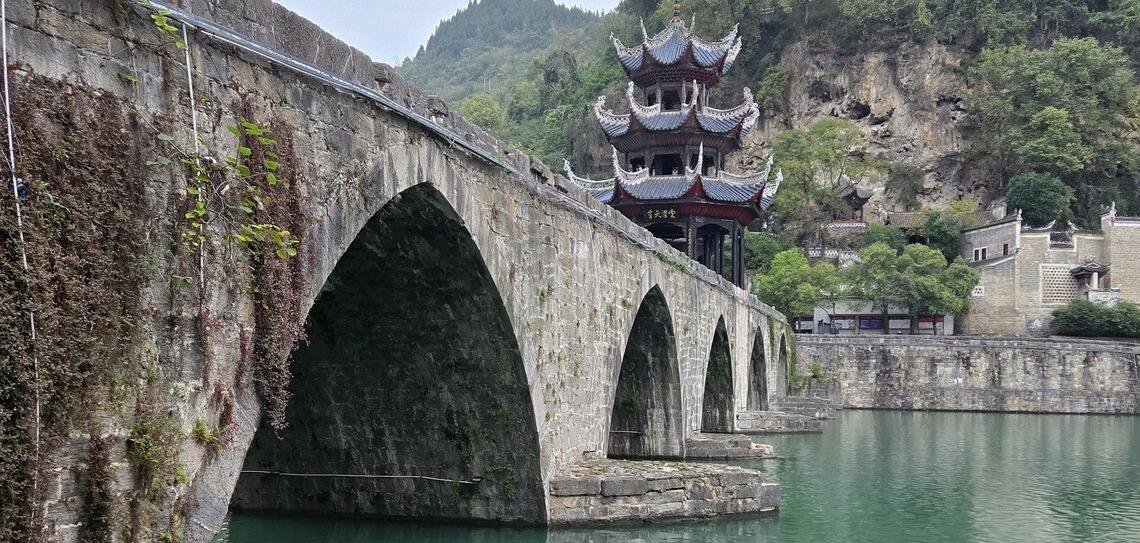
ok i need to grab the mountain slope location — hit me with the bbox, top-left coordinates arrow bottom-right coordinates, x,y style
398,0 -> 600,103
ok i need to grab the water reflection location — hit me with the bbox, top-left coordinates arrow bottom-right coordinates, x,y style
221,411 -> 1140,543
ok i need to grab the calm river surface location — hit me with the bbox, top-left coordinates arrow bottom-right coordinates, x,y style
218,410 -> 1140,543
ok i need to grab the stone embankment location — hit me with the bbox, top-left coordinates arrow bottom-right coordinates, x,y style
735,411 -> 824,433
548,460 -> 779,524
797,335 -> 1140,414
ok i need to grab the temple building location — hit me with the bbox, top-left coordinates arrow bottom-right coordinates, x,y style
565,6 -> 781,287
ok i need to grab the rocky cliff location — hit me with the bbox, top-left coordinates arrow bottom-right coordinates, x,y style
731,40 -> 997,213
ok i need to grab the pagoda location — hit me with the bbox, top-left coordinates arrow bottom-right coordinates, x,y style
565,3 -> 781,287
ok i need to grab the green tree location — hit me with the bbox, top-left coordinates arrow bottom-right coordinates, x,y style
1009,107 -> 1092,176
864,223 -> 906,252
922,212 -> 962,261
896,244 -> 978,331
753,249 -> 839,326
741,231 -> 793,275
458,93 -> 506,131
1006,172 -> 1076,227
770,118 -> 883,246
843,242 -> 903,334
967,37 -> 1140,224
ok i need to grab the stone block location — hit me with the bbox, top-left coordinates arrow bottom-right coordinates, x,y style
719,471 -> 760,486
601,476 -> 647,497
728,483 -> 765,499
646,477 -> 683,492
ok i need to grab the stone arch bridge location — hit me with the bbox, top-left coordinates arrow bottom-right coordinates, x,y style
8,1 -> 794,540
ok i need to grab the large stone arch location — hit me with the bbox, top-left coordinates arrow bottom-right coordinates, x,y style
606,286 -> 684,459
747,328 -> 769,410
701,317 -> 734,432
229,183 -> 546,523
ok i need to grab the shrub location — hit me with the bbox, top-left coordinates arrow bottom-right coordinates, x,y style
864,223 -> 906,252
1051,300 -> 1140,338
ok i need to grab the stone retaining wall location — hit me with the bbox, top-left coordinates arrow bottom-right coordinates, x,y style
797,335 -> 1140,414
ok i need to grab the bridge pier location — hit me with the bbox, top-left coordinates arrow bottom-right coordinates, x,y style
547,460 -> 778,525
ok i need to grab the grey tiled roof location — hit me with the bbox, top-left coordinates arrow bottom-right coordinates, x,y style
563,151 -> 779,208
593,85 -> 759,141
612,17 -> 741,76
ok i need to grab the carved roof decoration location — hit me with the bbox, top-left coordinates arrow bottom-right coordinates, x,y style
1071,259 -> 1111,276
593,82 -> 758,142
611,16 -> 741,78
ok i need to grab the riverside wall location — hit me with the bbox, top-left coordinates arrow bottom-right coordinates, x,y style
796,335 -> 1140,414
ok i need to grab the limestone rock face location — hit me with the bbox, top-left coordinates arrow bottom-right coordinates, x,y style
732,40 -> 996,211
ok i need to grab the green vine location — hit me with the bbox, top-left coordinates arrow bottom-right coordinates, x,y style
171,119 -> 297,261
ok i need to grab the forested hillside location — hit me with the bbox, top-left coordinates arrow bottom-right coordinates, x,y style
398,0 -> 599,103
400,0 -> 1139,234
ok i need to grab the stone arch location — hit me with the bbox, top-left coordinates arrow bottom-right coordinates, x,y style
230,183 -> 545,523
746,328 -> 769,410
606,285 -> 684,459
776,331 -> 790,397
701,317 -> 734,432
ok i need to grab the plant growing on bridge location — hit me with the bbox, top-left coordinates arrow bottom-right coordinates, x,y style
173,118 -> 298,261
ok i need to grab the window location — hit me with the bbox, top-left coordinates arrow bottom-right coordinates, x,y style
1041,264 -> 1078,303
646,92 -> 658,106
629,156 -> 645,170
973,247 -> 987,262
661,89 -> 682,110
1002,243 -> 1009,256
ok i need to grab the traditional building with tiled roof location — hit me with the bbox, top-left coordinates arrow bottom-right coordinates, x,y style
566,4 -> 780,287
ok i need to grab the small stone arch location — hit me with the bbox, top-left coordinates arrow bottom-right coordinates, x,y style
701,316 -> 734,432
746,328 -> 769,410
230,183 -> 545,523
776,330 -> 790,397
606,285 -> 684,459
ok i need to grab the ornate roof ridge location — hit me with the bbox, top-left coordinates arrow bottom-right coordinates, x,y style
596,82 -> 757,139
612,15 -> 742,75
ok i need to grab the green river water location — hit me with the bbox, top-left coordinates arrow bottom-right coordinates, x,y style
218,410 -> 1140,543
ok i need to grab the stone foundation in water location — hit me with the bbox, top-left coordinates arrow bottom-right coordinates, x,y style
683,433 -> 776,459
771,396 -> 840,420
735,410 -> 824,433
547,460 -> 778,524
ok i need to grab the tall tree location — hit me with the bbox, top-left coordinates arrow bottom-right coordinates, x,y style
753,249 -> 838,327
843,242 -> 903,334
770,118 -> 884,246
1006,172 -> 1076,227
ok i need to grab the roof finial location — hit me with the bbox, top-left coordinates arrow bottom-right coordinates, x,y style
673,0 -> 681,19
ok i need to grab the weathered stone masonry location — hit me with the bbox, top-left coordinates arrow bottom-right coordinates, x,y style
7,1 -> 793,540
798,335 -> 1140,414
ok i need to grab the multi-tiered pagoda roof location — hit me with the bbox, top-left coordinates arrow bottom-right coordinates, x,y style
564,7 -> 780,287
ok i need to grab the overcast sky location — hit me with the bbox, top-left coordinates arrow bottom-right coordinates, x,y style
274,0 -> 620,66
